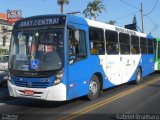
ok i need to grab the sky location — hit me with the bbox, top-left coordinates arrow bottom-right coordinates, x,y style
0,0 -> 160,37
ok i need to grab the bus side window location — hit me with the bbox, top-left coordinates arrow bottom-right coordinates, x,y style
140,37 -> 147,54
105,30 -> 119,55
75,29 -> 87,58
89,27 -> 105,55
119,33 -> 130,55
147,39 -> 154,54
68,28 -> 76,62
131,35 -> 140,54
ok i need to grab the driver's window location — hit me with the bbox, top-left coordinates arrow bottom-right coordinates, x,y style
68,28 -> 75,63
68,28 -> 87,64
75,29 -> 87,56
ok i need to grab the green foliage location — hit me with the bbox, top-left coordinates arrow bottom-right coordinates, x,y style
108,20 -> 116,25
0,48 -> 9,55
83,0 -> 106,20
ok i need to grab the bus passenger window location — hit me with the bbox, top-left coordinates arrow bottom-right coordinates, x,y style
89,27 -> 105,55
105,30 -> 119,55
147,40 -> 154,54
131,35 -> 140,54
131,45 -> 136,54
140,37 -> 147,54
96,43 -> 104,54
107,44 -> 115,54
119,33 -> 130,55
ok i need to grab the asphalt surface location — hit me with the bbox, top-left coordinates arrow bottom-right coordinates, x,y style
0,72 -> 160,120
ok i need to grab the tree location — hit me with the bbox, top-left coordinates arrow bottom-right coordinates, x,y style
83,0 -> 106,20
57,0 -> 69,14
108,20 -> 116,25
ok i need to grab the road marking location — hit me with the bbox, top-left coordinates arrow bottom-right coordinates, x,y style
59,78 -> 160,120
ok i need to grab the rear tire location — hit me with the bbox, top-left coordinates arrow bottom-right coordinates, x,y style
88,75 -> 100,100
135,67 -> 142,84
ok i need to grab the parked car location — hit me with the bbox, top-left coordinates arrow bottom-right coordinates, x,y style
0,55 -> 9,71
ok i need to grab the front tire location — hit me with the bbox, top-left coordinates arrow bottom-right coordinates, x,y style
135,67 -> 142,84
88,75 -> 100,100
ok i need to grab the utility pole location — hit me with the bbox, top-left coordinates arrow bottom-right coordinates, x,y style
141,3 -> 144,33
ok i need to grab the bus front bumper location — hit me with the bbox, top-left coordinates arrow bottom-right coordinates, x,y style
8,81 -> 67,101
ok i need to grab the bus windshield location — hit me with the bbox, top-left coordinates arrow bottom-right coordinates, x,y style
9,28 -> 64,71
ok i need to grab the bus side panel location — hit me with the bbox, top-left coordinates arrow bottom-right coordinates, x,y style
67,55 -> 113,100
140,55 -> 154,77
67,42 -> 115,99
99,55 -> 116,90
129,55 -> 142,82
67,59 -> 91,100
105,55 -> 122,86
105,55 -> 142,85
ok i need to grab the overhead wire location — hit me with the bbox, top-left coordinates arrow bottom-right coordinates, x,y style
119,0 -> 140,10
144,0 -> 158,16
119,0 -> 160,35
114,10 -> 139,21
144,13 -> 160,34
116,0 -> 141,22
142,1 -> 160,34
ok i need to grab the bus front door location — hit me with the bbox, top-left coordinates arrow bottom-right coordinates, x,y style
67,25 -> 89,100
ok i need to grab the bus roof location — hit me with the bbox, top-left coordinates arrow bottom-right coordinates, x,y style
13,14 -> 88,28
147,34 -> 155,39
85,18 -> 148,38
67,15 -> 88,26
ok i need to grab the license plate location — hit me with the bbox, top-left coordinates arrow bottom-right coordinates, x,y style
24,90 -> 34,96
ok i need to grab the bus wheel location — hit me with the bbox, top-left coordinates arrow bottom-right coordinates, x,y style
135,67 -> 142,84
88,75 -> 100,100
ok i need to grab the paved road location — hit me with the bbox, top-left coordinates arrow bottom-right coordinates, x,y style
0,72 -> 160,120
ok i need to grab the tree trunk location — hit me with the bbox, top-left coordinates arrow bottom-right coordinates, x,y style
61,4 -> 64,14
94,15 -> 96,20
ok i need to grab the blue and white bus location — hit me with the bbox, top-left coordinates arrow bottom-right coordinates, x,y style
8,15 -> 155,101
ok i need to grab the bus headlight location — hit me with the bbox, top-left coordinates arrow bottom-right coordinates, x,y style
54,70 -> 64,85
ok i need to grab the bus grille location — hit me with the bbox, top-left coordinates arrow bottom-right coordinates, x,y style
13,78 -> 53,88
13,80 -> 50,88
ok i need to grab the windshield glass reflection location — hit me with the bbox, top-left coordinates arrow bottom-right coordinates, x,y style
9,29 -> 64,71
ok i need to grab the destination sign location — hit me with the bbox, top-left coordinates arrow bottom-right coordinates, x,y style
115,27 -> 137,36
15,16 -> 66,28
